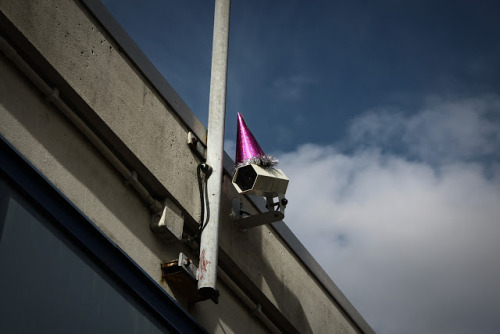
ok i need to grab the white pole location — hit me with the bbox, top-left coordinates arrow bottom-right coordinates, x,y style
198,0 -> 231,303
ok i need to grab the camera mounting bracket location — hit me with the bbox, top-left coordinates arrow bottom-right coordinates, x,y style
232,195 -> 288,230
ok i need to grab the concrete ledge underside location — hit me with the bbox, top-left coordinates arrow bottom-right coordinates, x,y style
0,2 -> 373,333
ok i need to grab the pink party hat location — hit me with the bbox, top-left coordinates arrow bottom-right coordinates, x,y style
235,113 -> 278,168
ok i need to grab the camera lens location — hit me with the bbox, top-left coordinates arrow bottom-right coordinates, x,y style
235,165 -> 257,191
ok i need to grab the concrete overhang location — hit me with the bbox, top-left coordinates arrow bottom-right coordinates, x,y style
0,1 -> 374,332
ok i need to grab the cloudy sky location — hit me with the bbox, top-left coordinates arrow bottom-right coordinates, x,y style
101,1 -> 500,333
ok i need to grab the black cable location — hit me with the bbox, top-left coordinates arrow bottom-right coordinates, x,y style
190,164 -> 210,242
201,166 -> 210,233
197,164 -> 205,228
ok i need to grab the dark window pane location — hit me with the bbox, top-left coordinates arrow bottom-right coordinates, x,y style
0,181 -> 170,334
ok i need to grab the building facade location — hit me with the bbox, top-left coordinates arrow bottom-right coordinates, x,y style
0,1 -> 373,333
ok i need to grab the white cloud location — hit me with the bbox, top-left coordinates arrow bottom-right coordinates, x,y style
348,95 -> 500,164
279,96 -> 500,334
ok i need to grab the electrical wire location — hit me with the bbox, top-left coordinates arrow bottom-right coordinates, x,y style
189,163 -> 211,242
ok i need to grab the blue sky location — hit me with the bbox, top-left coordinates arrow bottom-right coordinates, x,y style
101,0 -> 500,153
101,1 -> 500,333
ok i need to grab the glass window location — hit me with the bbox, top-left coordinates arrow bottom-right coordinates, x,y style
0,179 -> 171,334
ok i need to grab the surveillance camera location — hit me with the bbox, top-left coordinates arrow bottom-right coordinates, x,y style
232,164 -> 289,197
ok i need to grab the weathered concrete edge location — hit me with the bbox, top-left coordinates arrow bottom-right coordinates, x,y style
0,23 -> 296,333
80,0 -> 208,144
244,194 -> 374,334
69,1 -> 374,333
272,221 -> 374,333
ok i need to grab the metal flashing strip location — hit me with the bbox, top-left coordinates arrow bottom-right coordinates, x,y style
77,1 -> 374,333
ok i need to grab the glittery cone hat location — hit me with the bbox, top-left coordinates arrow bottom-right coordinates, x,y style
235,113 -> 278,169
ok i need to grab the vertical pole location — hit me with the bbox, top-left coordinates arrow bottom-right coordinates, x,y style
198,0 -> 231,303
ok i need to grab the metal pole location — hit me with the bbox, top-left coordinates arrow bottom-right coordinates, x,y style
198,0 -> 231,303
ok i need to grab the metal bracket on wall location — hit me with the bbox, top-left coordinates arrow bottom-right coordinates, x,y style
187,132 -> 206,161
161,253 -> 208,303
232,197 -> 286,230
150,198 -> 185,242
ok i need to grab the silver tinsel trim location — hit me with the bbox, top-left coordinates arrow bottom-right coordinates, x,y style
235,155 -> 279,170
